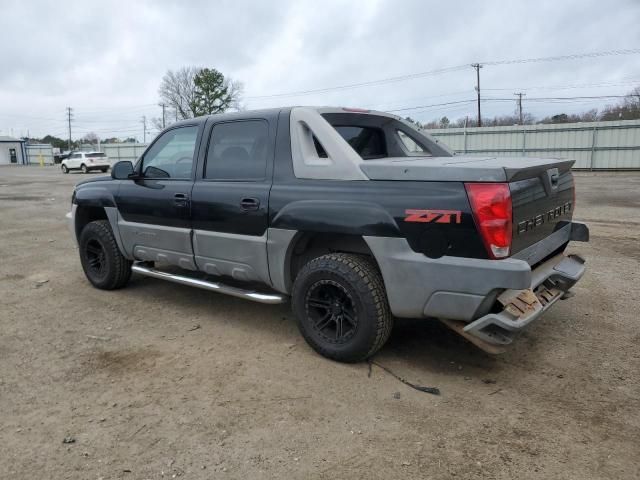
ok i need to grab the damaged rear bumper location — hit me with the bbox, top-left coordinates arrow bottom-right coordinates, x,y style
462,253 -> 586,346
365,221 -> 589,353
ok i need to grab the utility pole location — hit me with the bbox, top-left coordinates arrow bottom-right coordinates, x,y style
161,103 -> 166,128
66,107 -> 73,150
514,92 -> 526,124
471,64 -> 483,127
141,116 -> 147,143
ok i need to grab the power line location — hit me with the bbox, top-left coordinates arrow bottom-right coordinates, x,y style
482,48 -> 640,66
246,65 -> 469,99
77,103 -> 158,114
483,78 -> 640,92
388,99 -> 476,113
246,48 -> 640,100
73,126 -> 145,134
380,93 -> 635,116
486,94 -> 633,102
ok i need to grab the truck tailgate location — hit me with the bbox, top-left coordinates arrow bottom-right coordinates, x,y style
509,168 -> 574,254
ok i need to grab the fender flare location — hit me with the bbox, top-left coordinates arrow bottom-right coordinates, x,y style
74,185 -> 117,209
73,187 -> 131,259
267,200 -> 401,293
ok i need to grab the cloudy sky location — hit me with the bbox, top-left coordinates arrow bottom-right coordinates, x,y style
1,0 -> 639,141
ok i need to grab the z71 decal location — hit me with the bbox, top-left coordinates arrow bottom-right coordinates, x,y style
404,209 -> 462,224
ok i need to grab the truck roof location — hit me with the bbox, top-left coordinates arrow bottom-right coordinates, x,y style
171,106 -> 403,126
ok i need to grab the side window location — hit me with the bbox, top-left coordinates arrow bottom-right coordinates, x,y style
205,120 -> 269,180
397,130 -> 431,156
142,126 -> 198,179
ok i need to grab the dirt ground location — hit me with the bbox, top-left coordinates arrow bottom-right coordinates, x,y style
0,166 -> 638,480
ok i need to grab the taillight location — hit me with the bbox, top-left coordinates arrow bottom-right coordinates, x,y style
464,183 -> 512,259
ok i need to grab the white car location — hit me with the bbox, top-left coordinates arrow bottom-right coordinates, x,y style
61,152 -> 110,174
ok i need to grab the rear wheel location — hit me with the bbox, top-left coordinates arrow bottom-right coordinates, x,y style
292,253 -> 392,363
80,164 -> 88,173
79,220 -> 131,289
101,167 -> 109,173
61,164 -> 68,174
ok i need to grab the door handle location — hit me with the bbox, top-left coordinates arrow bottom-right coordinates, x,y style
174,193 -> 189,206
240,197 -> 260,211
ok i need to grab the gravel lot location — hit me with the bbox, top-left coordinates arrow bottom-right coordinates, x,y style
1,166 -> 639,479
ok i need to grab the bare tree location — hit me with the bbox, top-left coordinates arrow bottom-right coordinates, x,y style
82,132 -> 99,145
158,67 -> 200,120
159,66 -> 243,119
150,117 -> 166,131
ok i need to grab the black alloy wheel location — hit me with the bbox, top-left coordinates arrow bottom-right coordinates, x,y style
84,238 -> 108,280
305,279 -> 358,343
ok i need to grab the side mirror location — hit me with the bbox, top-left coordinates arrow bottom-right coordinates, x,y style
111,161 -> 135,180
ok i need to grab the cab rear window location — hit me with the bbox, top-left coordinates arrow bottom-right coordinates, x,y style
333,126 -> 386,159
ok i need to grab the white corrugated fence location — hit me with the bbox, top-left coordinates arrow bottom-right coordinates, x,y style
100,143 -> 148,164
426,119 -> 640,169
26,144 -> 55,165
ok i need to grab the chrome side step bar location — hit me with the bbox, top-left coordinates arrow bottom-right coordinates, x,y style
131,262 -> 287,305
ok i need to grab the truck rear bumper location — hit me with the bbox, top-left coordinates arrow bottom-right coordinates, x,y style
462,253 -> 585,346
364,235 -> 533,319
364,222 -> 588,346
84,163 -> 110,171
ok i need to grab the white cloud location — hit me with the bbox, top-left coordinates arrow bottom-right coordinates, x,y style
1,0 -> 639,138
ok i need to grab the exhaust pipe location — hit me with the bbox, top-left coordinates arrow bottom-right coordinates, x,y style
131,263 -> 287,305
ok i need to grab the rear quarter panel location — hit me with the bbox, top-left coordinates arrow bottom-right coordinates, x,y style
269,179 -> 488,259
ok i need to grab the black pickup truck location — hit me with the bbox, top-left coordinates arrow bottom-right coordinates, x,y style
67,107 -> 589,362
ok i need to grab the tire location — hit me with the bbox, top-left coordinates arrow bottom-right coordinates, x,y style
61,164 -> 68,174
292,253 -> 392,363
101,167 -> 109,173
78,220 -> 132,290
80,164 -> 88,173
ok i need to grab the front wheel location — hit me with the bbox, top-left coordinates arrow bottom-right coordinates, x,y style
78,220 -> 132,289
61,164 -> 68,174
292,253 -> 392,363
80,164 -> 88,173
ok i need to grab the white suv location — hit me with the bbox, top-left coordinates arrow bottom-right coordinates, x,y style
61,152 -> 110,174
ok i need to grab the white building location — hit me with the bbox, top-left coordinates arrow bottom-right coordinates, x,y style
0,136 -> 27,165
